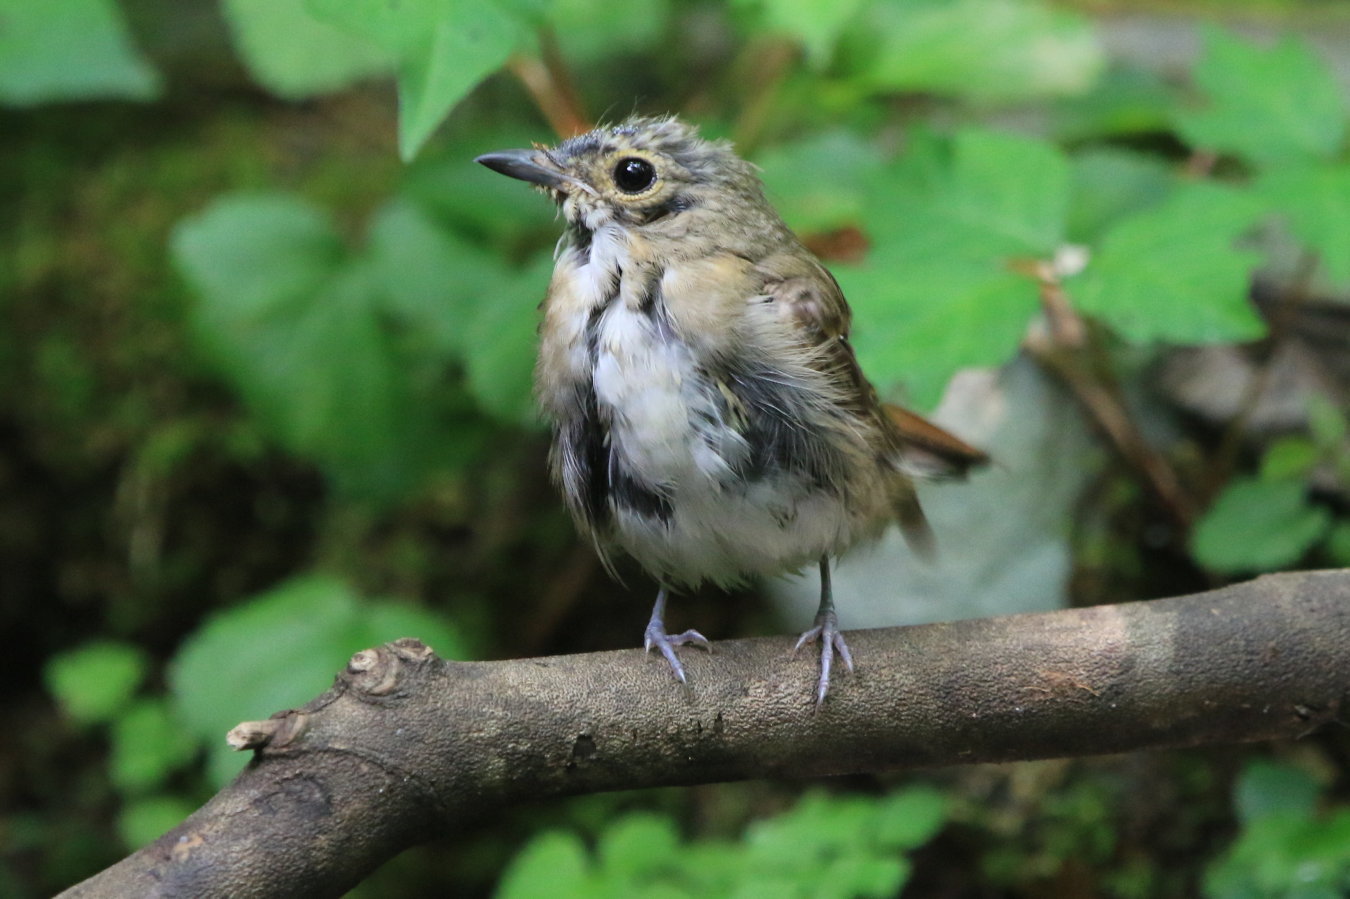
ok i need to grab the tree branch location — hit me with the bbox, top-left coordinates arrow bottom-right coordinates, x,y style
62,570 -> 1350,898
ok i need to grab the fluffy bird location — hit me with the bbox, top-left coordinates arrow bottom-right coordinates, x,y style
477,116 -> 984,703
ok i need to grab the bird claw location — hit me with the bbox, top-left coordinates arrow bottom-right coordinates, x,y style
794,609 -> 854,706
644,623 -> 711,683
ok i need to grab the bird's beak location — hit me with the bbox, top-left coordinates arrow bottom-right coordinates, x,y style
475,149 -> 571,189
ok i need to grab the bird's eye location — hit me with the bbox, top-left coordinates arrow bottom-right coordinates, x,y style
613,157 -> 657,193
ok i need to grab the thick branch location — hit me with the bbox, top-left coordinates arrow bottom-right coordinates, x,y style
63,570 -> 1350,898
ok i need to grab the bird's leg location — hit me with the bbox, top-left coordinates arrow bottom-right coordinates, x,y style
643,586 -> 711,683
793,556 -> 854,705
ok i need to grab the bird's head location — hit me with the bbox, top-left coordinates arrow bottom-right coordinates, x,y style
476,116 -> 769,235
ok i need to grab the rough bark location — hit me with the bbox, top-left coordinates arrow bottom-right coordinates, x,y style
62,569 -> 1350,898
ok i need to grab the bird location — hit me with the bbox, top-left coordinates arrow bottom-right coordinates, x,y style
476,115 -> 986,704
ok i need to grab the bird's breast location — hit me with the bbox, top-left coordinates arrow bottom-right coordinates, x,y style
536,229 -> 892,585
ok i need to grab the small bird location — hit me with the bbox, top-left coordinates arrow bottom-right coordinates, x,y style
477,116 -> 985,704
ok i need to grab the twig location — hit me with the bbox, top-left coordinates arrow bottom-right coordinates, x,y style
730,37 -> 799,155
1208,255 -> 1320,494
1017,257 -> 1198,527
508,28 -> 591,139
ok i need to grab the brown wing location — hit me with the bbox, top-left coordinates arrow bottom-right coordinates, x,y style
755,252 -> 986,554
756,253 -> 987,470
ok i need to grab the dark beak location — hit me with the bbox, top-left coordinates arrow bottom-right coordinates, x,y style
475,149 -> 569,189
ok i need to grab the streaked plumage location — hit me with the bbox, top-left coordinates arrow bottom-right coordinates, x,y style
478,116 -> 985,703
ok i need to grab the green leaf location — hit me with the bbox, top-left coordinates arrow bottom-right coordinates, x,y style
367,198 -> 503,356
757,130 -> 886,233
1234,761 -> 1321,824
1066,148 -> 1176,244
1328,522 -> 1350,567
1175,27 -> 1347,167
839,129 -> 1067,406
116,795 -> 199,851
1257,164 -> 1350,284
221,0 -> 393,98
1204,766 -> 1350,898
879,129 -> 1071,258
1054,65 -> 1179,141
464,252 -> 554,427
496,830 -> 594,899
818,852 -> 909,898
403,133 -> 560,245
841,253 -> 1036,409
307,0 -> 527,159
1259,437 -> 1319,481
873,786 -> 948,849
1191,477 -> 1331,573
108,698 -> 200,794
170,574 -> 468,785
847,0 -> 1101,103
44,641 -> 149,726
0,0 -> 160,104
1307,393 -> 1348,448
733,0 -> 867,67
1072,183 -> 1266,344
172,192 -> 471,501
596,814 -> 681,882
547,0 -> 672,65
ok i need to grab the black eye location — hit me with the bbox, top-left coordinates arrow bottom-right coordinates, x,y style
613,157 -> 656,193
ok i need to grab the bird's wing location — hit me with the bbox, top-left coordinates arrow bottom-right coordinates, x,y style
753,251 -> 989,553
755,252 -> 986,472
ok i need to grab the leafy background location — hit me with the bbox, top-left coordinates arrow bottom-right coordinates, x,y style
5,0 -> 1350,896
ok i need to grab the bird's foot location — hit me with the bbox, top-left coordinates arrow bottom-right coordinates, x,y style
794,609 -> 854,706
644,621 -> 711,683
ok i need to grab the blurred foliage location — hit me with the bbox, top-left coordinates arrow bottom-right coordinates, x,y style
1204,761 -> 1350,898
1193,399 -> 1349,572
4,0 -> 1350,896
496,787 -> 946,899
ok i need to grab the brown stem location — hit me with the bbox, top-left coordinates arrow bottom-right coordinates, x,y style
508,28 -> 591,139
731,37 -> 799,155
1020,261 -> 1197,527
1208,258 -> 1320,494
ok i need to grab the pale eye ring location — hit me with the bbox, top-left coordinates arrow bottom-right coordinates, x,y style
613,157 -> 657,193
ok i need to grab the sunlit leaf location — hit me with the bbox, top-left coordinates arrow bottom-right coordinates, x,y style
1072,183 -> 1266,344
1175,26 -> 1347,166
839,129 -> 1068,406
874,129 -> 1071,257
1191,476 -> 1330,573
1066,148 -> 1176,243
841,253 -> 1036,408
